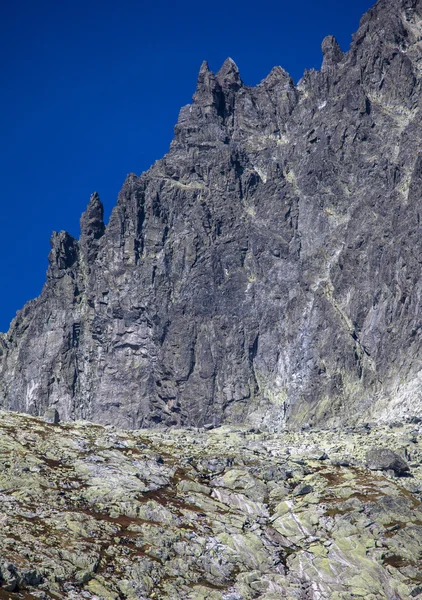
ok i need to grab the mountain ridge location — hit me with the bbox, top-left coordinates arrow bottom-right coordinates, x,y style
2,0 -> 422,429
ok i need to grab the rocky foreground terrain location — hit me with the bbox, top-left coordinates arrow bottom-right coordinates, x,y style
0,411 -> 421,599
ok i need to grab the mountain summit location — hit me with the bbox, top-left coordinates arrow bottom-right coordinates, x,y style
2,0 -> 422,429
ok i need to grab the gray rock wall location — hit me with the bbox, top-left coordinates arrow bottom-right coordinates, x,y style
2,0 -> 422,429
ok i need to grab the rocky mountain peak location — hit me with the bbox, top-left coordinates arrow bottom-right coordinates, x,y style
47,230 -> 78,280
259,65 -> 293,89
215,57 -> 242,89
198,59 -> 211,75
321,35 -> 344,71
356,0 -> 422,47
2,0 -> 422,430
80,191 -> 105,263
80,191 -> 105,239
193,60 -> 222,112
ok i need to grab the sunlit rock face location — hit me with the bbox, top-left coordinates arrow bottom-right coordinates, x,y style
2,0 -> 422,429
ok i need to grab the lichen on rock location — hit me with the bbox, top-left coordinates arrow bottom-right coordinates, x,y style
0,411 -> 421,599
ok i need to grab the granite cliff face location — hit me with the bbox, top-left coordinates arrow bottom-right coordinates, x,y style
2,0 -> 422,429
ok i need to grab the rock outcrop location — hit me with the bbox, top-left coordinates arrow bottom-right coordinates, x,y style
2,0 -> 422,429
366,447 -> 410,475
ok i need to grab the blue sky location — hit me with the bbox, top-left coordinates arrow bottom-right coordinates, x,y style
0,0 -> 374,332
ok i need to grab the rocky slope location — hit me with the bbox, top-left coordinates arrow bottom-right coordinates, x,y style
0,411 -> 421,599
2,0 -> 422,428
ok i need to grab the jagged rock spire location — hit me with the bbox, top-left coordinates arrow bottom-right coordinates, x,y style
80,192 -> 105,239
195,60 -> 213,90
47,231 -> 79,280
199,60 -> 211,75
193,61 -> 222,110
79,192 -> 105,262
216,57 -> 243,91
321,36 -> 344,71
260,66 -> 294,89
191,58 -> 243,120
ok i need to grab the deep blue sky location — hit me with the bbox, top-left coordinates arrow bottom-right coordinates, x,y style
1,0 -> 374,332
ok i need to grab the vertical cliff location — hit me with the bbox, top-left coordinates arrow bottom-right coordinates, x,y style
2,0 -> 422,429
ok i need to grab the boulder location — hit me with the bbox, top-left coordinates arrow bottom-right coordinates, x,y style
366,448 -> 409,475
43,408 -> 60,425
